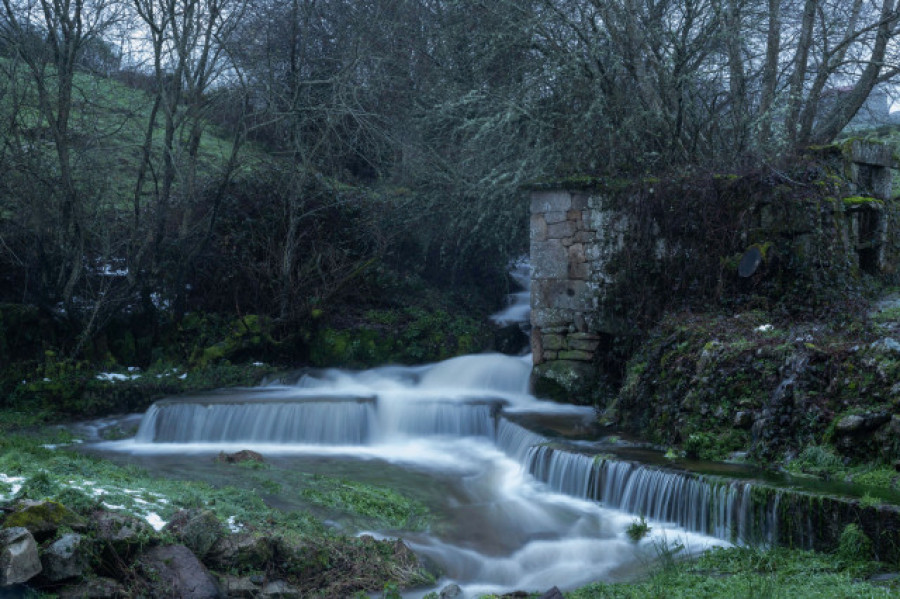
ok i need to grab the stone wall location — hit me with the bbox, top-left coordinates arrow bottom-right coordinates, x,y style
529,141 -> 899,402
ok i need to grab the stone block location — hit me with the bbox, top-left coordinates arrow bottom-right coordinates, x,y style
569,243 -> 586,263
533,279 -> 591,311
558,349 -> 593,361
569,332 -> 600,340
546,220 -> 577,239
541,326 -> 569,334
531,330 -> 544,364
530,214 -> 547,242
531,191 -> 572,214
571,193 -> 589,210
568,338 -> 600,352
568,261 -> 589,280
532,308 -> 575,329
567,209 -> 584,225
531,240 -> 569,279
851,140 -> 894,167
543,210 -> 569,225
541,334 -> 565,351
542,350 -> 558,361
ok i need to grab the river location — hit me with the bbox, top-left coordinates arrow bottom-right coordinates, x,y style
82,262 -> 727,597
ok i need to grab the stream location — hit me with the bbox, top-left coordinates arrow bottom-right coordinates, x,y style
79,264 -> 729,597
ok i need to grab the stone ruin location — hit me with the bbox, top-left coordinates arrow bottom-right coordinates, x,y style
529,140 -> 900,400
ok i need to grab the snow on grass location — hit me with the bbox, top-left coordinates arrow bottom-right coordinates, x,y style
227,515 -> 243,532
0,474 -> 25,500
146,512 -> 167,531
96,372 -> 142,382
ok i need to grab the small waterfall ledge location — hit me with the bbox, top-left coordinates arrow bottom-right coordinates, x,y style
129,368 -> 900,563
496,418 -> 900,561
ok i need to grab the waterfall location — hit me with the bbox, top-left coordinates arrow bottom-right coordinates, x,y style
130,347 -> 789,548
496,418 -> 781,545
134,399 -> 378,444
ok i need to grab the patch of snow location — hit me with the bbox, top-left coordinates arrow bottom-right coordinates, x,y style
0,474 -> 25,498
755,324 -> 773,332
102,502 -> 127,510
96,372 -> 142,382
178,373 -> 188,380
253,362 -> 264,367
43,377 -> 51,382
145,512 -> 167,531
226,515 -> 243,532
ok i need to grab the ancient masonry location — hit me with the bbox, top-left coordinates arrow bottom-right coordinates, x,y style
529,141 -> 899,399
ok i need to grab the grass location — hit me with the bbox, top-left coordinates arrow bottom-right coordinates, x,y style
787,444 -> 900,493
0,56 -> 264,214
564,546 -> 896,599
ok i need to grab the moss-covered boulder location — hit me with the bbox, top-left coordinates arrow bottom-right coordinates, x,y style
164,509 -> 224,560
2,500 -> 86,541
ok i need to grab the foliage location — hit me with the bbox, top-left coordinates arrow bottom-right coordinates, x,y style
613,301 -> 900,468
626,516 -> 651,542
296,475 -> 430,531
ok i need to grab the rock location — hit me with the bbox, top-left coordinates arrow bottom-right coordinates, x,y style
41,533 -> 89,582
90,510 -> 152,555
836,414 -> 865,433
0,527 -> 41,586
139,544 -> 222,599
216,574 -> 259,598
3,500 -> 86,541
494,323 -> 528,355
260,579 -> 301,598
540,587 -> 565,599
216,450 -> 264,464
57,576 -> 127,599
439,583 -> 462,598
207,533 -> 273,571
164,509 -> 224,559
868,572 -> 900,584
870,338 -> 900,354
835,412 -> 890,434
733,411 -> 752,428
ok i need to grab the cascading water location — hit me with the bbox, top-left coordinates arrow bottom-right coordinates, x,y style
94,261 -> 768,597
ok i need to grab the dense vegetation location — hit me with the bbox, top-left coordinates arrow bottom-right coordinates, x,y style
2,0 -> 900,596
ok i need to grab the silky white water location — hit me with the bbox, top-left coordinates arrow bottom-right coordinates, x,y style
91,265 -> 730,597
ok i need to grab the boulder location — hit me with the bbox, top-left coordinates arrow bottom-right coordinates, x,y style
41,533 -> 90,582
57,576 -> 127,599
90,510 -> 152,555
3,500 -> 86,541
540,586 -> 565,599
139,544 -> 223,599
835,412 -> 891,434
206,533 -> 273,571
733,411 -> 753,428
260,579 -> 301,598
439,583 -> 462,598
215,450 -> 264,464
216,574 -> 259,598
0,527 -> 41,586
164,509 -> 224,559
